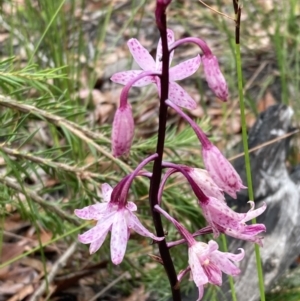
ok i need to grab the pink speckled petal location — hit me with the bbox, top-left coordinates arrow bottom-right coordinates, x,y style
188,168 -> 225,202
112,104 -> 134,157
202,144 -> 246,199
203,262 -> 222,286
110,210 -> 129,264
126,201 -> 137,212
202,54 -> 228,101
207,240 -> 219,253
188,245 -> 208,286
242,224 -> 266,235
242,201 -> 267,223
169,55 -> 201,81
127,211 -> 164,241
78,213 -> 115,244
168,82 -> 197,110
127,38 -> 156,71
89,230 -> 109,254
110,70 -> 155,87
101,183 -> 113,203
196,285 -> 204,301
74,203 -> 107,220
223,227 -> 264,247
156,29 -> 175,71
210,249 -> 244,276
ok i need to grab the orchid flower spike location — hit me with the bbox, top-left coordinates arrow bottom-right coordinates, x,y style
200,198 -> 267,246
75,183 -> 164,265
111,29 -> 201,110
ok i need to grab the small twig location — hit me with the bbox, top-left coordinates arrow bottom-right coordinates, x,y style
89,272 -> 129,301
29,241 -> 78,301
229,129 -> 299,161
0,145 -> 99,179
0,94 -> 132,174
0,176 -> 80,226
198,0 -> 236,22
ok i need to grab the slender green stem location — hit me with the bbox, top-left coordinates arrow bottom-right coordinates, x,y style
235,37 -> 266,301
221,234 -> 237,301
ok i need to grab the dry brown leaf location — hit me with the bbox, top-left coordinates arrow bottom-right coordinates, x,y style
7,284 -> 35,301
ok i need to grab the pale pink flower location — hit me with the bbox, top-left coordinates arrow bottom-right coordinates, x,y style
111,104 -> 134,157
202,54 -> 228,101
75,184 -> 164,265
188,240 -> 244,300
186,167 -> 225,202
200,198 -> 266,246
111,29 -> 201,110
202,143 -> 246,199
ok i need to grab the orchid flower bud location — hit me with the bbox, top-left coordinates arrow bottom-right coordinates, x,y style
202,143 -> 246,199
112,104 -> 134,157
202,54 -> 228,101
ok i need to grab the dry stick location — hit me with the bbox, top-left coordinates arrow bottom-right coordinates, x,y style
0,176 -> 80,226
0,95 -> 131,174
89,272 -> 129,301
229,129 -> 299,161
29,241 -> 78,301
0,145 -> 100,179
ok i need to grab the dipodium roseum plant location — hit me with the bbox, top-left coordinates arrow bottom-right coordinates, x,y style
75,1 -> 266,300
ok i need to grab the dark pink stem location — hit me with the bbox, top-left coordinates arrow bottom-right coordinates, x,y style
120,71 -> 161,107
169,37 -> 213,56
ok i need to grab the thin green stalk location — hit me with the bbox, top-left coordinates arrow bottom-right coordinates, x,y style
235,35 -> 266,301
221,234 -> 237,301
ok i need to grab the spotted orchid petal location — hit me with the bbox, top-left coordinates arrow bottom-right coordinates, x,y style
78,212 -> 115,244
89,233 -> 109,254
242,201 -> 267,223
202,143 -> 246,199
111,70 -> 155,87
156,28 -> 175,71
187,168 -> 225,202
188,245 -> 209,286
210,249 -> 244,276
101,183 -> 113,203
74,203 -> 108,220
169,55 -> 201,81
111,210 -> 129,264
127,211 -> 164,241
112,104 -> 134,157
202,54 -> 228,101
168,82 -> 197,109
127,38 -> 156,70
203,262 -> 222,286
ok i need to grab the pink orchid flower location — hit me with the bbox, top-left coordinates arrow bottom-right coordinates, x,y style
75,183 -> 164,265
111,29 -> 201,110
188,240 -> 244,300
200,198 -> 267,246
